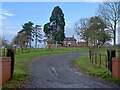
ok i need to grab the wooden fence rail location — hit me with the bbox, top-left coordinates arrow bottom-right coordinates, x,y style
89,50 -> 108,69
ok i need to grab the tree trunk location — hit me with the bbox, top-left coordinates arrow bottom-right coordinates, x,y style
113,21 -> 116,46
35,36 -> 37,48
29,41 -> 31,48
86,40 -> 88,47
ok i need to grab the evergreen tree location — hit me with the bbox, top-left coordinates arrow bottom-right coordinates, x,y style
44,6 -> 65,44
19,21 -> 34,47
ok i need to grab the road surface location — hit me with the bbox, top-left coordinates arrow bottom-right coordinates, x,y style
23,52 -> 120,88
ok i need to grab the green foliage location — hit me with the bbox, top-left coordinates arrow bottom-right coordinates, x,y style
18,21 -> 34,48
43,6 -> 65,44
12,21 -> 42,48
75,16 -> 111,47
43,23 -> 51,38
88,16 -> 111,46
19,21 -> 33,47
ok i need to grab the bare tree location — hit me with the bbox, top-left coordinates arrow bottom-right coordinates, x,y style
0,37 -> 8,56
97,2 -> 120,45
74,18 -> 89,46
1,37 -> 8,48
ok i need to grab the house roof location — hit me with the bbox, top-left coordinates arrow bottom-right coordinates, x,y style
103,43 -> 112,46
64,37 -> 76,41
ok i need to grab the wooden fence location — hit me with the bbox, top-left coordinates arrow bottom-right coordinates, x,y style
89,49 -> 108,69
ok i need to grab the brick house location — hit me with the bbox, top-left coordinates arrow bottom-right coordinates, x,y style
77,42 -> 87,47
63,36 -> 77,47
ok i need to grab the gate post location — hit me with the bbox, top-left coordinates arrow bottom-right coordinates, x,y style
6,48 -> 15,79
107,50 -> 116,73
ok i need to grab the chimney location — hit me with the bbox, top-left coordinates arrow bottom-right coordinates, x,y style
72,35 -> 74,38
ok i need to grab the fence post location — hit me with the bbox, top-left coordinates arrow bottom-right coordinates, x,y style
105,55 -> 107,69
91,53 -> 94,64
95,53 -> 97,65
89,48 -> 92,62
99,54 -> 101,66
6,48 -> 15,79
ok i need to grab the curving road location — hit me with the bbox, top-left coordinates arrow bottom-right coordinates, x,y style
23,52 -> 120,88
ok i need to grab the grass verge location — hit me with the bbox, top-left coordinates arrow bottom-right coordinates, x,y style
73,54 -> 120,85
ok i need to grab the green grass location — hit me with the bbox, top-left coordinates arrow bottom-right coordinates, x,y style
0,48 -> 6,57
2,47 -> 88,88
116,49 -> 120,58
74,55 -> 120,85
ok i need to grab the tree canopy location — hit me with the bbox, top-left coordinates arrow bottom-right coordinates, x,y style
19,21 -> 34,48
75,16 -> 111,47
12,21 -> 42,48
43,6 -> 65,44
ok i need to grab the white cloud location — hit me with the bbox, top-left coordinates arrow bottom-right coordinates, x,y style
3,12 -> 13,17
0,9 -> 13,20
0,15 -> 5,20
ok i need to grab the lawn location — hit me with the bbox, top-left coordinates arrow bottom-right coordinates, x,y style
2,47 -> 88,88
74,54 -> 120,85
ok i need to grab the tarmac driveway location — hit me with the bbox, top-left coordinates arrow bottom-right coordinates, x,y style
23,52 -> 120,88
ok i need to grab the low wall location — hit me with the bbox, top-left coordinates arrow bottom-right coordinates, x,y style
112,57 -> 120,80
0,57 -> 11,84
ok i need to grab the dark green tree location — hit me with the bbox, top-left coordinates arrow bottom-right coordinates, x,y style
43,22 -> 51,39
44,6 -> 65,44
19,21 -> 34,48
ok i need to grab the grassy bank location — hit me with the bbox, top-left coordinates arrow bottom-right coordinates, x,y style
2,48 -> 88,88
74,55 -> 120,85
